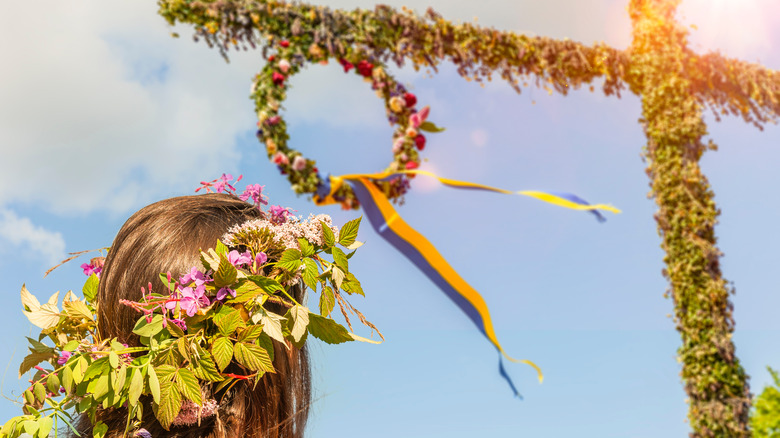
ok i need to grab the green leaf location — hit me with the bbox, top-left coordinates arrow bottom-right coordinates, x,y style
276,248 -> 302,272
155,380 -> 182,430
88,374 -> 110,399
33,383 -> 46,402
133,314 -> 165,337
419,120 -> 446,133
64,299 -> 93,321
61,365 -> 74,394
109,351 -> 119,369
92,421 -> 108,438
214,240 -> 229,258
254,308 -> 285,344
22,420 -> 38,436
18,352 -> 54,378
113,364 -> 127,395
62,340 -> 80,352
213,254 -> 238,288
46,372 -> 60,393
233,342 -> 274,373
342,272 -> 364,296
331,267 -> 345,291
128,368 -> 143,407
35,416 -> 53,438
288,305 -> 309,343
147,366 -> 160,405
23,389 -> 34,406
319,286 -> 335,317
320,221 -> 335,248
213,307 -> 245,336
211,336 -> 234,371
332,247 -> 348,271
297,238 -> 314,257
154,364 -> 177,383
302,259 -> 319,291
82,274 -> 100,303
229,276 -> 283,303
338,216 -> 361,246
256,333 -> 275,362
308,313 -> 354,344
83,357 -> 109,381
238,325 -> 264,343
72,356 -> 88,384
159,273 -> 174,292
176,368 -> 202,406
190,347 -> 223,382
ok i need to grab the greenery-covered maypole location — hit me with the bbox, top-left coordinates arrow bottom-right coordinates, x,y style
627,0 -> 751,435
155,0 -> 777,435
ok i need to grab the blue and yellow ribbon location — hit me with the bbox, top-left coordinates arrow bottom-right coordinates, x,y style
315,170 -> 620,397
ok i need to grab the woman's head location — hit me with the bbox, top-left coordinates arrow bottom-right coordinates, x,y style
77,193 -> 310,438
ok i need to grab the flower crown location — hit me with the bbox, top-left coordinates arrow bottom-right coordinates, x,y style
6,176 -> 377,438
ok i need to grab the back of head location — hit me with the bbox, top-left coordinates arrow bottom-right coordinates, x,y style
74,193 -> 310,438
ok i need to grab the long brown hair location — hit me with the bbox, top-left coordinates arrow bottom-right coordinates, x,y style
72,194 -> 311,438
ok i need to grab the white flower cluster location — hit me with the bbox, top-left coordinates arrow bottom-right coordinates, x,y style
222,213 -> 340,250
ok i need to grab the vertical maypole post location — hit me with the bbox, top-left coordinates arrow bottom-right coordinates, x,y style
627,0 -> 751,435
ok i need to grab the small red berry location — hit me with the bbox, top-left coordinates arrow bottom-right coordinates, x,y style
403,92 -> 417,107
279,40 -> 290,48
414,134 -> 426,150
405,161 -> 419,170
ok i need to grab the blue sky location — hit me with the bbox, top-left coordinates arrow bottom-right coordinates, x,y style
1,1 -> 779,436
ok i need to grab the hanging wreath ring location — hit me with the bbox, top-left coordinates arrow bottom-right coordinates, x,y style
251,40 -> 445,209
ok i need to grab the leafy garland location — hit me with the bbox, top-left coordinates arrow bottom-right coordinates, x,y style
252,39 -> 444,208
4,180 -> 376,438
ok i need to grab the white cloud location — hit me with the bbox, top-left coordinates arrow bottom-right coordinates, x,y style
0,209 -> 66,266
0,1 -> 257,215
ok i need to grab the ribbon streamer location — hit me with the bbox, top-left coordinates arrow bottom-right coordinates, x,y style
315,170 -> 621,222
315,170 -> 620,397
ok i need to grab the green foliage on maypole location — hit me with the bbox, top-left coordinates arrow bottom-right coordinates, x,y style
627,0 -> 750,435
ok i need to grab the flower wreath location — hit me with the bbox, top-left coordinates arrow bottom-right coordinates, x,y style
253,38 -> 445,210
5,177 -> 377,438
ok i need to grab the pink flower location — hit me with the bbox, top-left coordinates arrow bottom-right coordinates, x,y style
213,173 -> 238,194
80,262 -> 101,277
240,184 -> 268,207
278,59 -> 291,73
272,152 -> 289,166
169,318 -> 187,330
405,161 -> 419,170
269,205 -> 293,224
409,106 -> 430,129
216,287 -> 236,301
180,267 -> 207,287
267,115 -> 281,125
414,134 -> 426,150
57,351 -> 72,365
255,252 -> 268,265
403,93 -> 417,108
272,72 -> 285,86
166,286 -> 210,317
292,156 -> 307,171
227,250 -> 252,267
